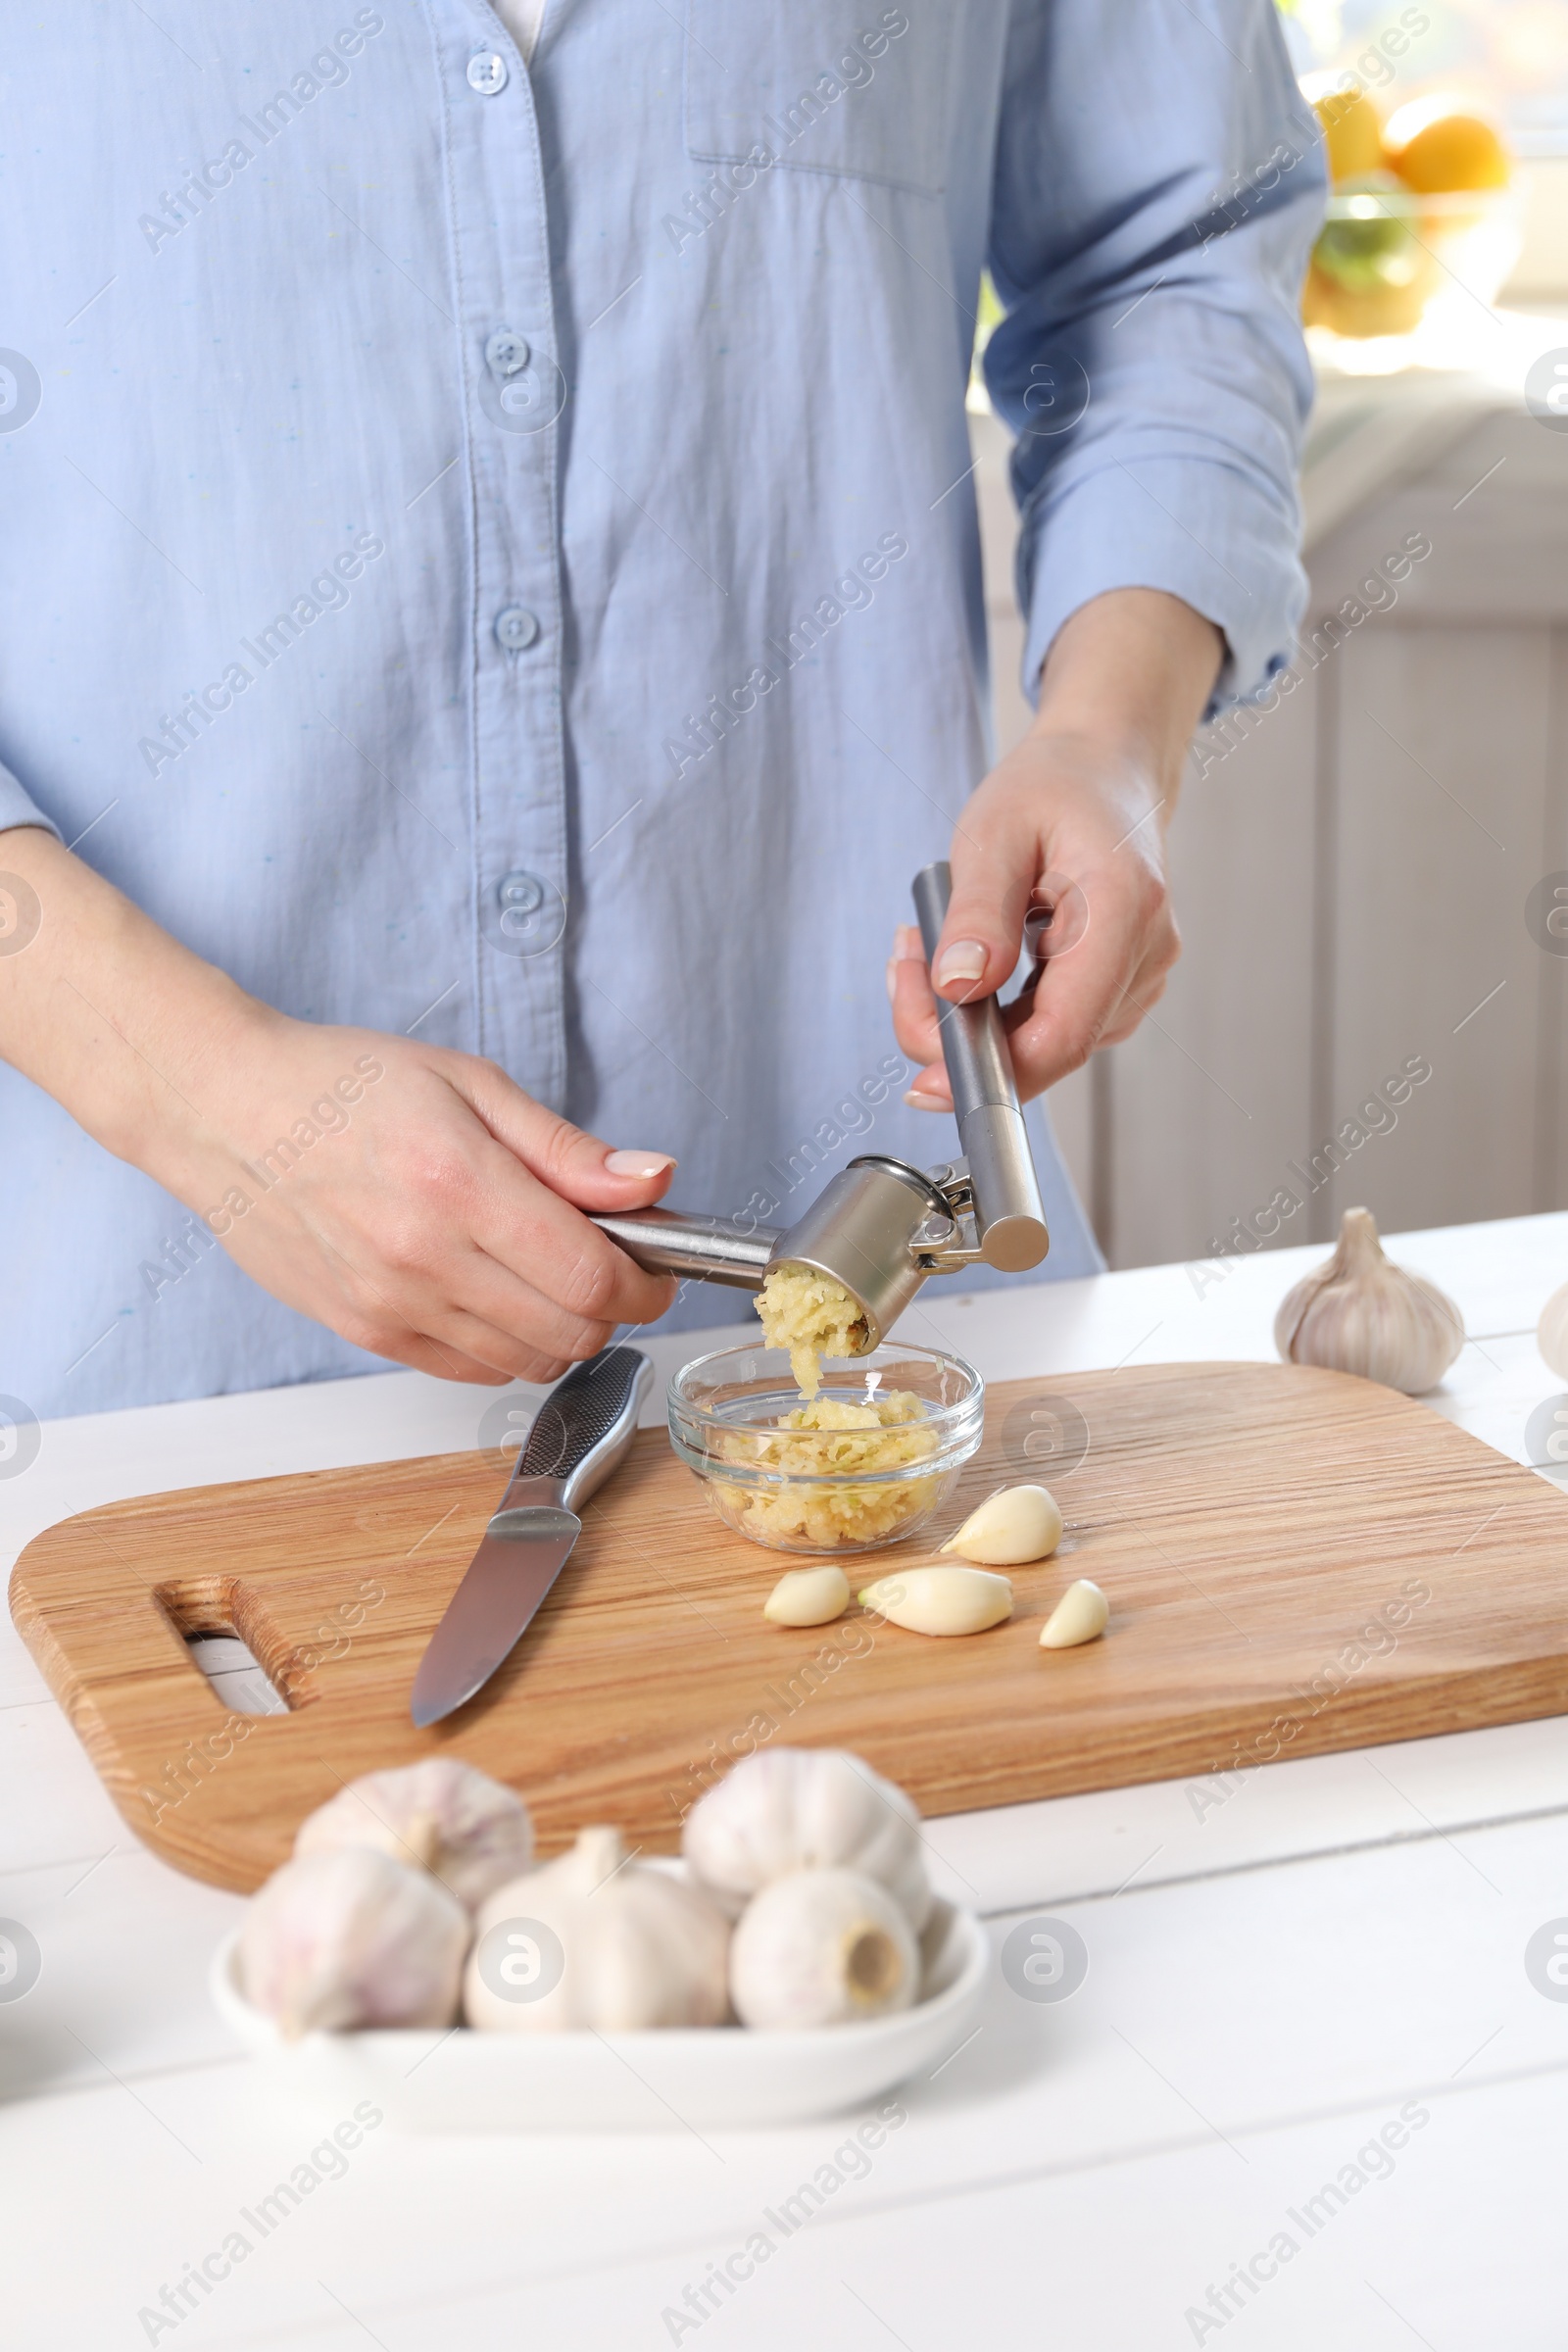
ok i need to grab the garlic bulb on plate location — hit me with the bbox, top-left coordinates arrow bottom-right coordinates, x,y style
239,1848 -> 468,2039
940,1484 -> 1062,1565
293,1758 -> 533,1911
729,1866 -> 917,2029
1273,1207 -> 1463,1395
859,1564 -> 1012,1637
464,1827 -> 731,2033
682,1747 -> 930,1930
917,1895 -> 960,1999
1539,1281 -> 1568,1382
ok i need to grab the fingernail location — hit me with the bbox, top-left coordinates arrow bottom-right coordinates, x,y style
886,957 -> 898,1003
605,1150 -> 676,1177
933,941 -> 986,989
895,924 -> 922,958
903,1087 -> 945,1112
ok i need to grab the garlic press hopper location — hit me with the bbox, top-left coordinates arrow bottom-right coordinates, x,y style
591,864 -> 1050,1348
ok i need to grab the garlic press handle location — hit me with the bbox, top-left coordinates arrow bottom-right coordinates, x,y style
588,1206 -> 779,1290
911,861 -> 1050,1273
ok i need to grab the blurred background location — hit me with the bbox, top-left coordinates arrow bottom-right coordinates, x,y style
974,0 -> 1568,1269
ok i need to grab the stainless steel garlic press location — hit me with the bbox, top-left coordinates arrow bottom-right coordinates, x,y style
590,863 -> 1050,1348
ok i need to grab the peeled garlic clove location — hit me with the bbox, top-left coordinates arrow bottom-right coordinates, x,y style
1539,1280 -> 1568,1382
1273,1206 -> 1463,1396
239,1848 -> 468,2039
762,1565 -> 851,1627
682,1747 -> 930,1929
858,1564 -> 1012,1637
729,1866 -> 917,2029
940,1483 -> 1062,1565
465,1826 -> 732,2033
1039,1578 -> 1109,1649
293,1758 -> 533,1911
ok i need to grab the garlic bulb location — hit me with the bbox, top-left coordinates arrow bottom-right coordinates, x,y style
682,1747 -> 930,1929
940,1483 -> 1062,1565
1273,1207 -> 1463,1395
1539,1280 -> 1568,1382
858,1564 -> 1012,1637
762,1565 -> 851,1627
917,1895 -> 959,1999
293,1758 -> 533,1911
1039,1579 -> 1109,1649
464,1827 -> 731,2033
729,1866 -> 917,2029
239,1848 -> 468,2039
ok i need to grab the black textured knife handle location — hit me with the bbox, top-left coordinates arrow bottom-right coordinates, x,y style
514,1346 -> 648,1485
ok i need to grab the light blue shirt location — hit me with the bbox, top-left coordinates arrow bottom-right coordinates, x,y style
0,0 -> 1322,1419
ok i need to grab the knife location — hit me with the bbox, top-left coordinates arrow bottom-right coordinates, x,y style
410,1345 -> 654,1727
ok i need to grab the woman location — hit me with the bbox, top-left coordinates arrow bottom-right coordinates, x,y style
0,0 -> 1320,1416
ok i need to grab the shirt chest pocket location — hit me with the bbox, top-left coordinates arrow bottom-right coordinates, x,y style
683,2 -> 951,197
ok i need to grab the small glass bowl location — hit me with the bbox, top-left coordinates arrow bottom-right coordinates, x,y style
668,1343 -> 984,1556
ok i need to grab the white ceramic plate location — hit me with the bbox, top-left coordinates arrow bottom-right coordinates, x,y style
210,1898 -> 988,2132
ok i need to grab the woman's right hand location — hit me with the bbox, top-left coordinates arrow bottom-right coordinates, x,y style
172,1016 -> 681,1385
0,827 -> 677,1385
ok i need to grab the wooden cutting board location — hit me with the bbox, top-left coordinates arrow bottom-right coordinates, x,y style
12,1362 -> 1568,1891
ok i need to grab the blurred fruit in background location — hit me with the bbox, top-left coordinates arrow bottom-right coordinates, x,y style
1380,94 -> 1512,191
1305,171 -> 1440,334
1300,78 -> 1521,337
1313,83 -> 1387,179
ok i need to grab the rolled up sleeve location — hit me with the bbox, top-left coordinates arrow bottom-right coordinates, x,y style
0,759 -> 59,840
984,0 -> 1325,716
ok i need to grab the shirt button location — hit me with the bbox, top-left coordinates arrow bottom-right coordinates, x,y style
466,49 -> 509,94
495,605 -> 541,652
485,329 -> 530,380
498,870 -> 545,915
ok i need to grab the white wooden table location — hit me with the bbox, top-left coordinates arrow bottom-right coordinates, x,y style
6,1213 -> 1568,2350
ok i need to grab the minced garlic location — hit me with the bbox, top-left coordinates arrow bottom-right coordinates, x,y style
715,1391 -> 940,1549
756,1263 -> 867,1398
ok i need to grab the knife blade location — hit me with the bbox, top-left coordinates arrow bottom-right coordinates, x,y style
410,1345 -> 654,1727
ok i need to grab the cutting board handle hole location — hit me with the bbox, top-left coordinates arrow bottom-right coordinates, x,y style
157,1578 -> 305,1717
183,1631 -> 290,1717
